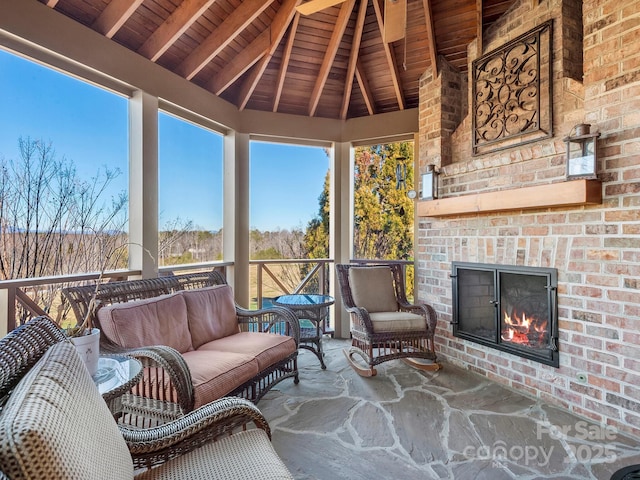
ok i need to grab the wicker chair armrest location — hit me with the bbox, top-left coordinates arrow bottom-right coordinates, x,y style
121,397 -> 270,469
345,305 -> 375,333
399,302 -> 437,335
0,316 -> 68,399
235,306 -> 300,346
111,345 -> 195,414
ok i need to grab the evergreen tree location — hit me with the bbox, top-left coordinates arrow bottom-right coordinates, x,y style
353,142 -> 414,260
303,171 -> 330,259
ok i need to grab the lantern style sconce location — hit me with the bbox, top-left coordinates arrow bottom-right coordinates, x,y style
421,164 -> 439,200
564,124 -> 600,180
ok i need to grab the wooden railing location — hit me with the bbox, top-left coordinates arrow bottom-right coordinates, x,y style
250,259 -> 333,309
0,259 -> 413,336
0,263 -> 231,336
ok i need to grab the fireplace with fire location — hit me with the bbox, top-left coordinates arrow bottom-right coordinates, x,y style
451,262 -> 559,367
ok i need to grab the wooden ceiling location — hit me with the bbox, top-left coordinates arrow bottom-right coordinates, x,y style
40,0 -> 516,120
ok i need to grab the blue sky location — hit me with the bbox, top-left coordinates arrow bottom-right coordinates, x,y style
0,49 -> 329,232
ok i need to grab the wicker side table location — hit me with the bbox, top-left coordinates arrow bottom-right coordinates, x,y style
94,354 -> 142,420
274,294 -> 334,369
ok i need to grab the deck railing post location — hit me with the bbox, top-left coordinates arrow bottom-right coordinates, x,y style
0,286 -> 16,336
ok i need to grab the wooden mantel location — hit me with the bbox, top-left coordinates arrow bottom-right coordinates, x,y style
417,179 -> 602,217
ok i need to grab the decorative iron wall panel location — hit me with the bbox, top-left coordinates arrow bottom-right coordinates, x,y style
472,21 -> 553,155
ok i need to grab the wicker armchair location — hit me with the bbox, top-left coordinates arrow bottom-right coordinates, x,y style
0,317 -> 293,479
336,263 -> 441,376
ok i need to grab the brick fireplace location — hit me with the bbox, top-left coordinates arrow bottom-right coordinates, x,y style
452,262 -> 559,367
415,0 -> 640,439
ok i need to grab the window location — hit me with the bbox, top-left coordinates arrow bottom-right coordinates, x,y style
158,111 -> 223,266
0,48 -> 129,279
353,141 -> 415,261
249,141 -> 330,260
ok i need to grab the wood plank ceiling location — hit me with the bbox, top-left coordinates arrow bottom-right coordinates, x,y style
40,0 -> 516,120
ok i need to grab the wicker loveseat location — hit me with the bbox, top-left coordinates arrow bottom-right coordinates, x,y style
0,317 -> 294,479
62,271 -> 300,423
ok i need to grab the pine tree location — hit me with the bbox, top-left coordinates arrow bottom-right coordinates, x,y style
353,142 -> 414,260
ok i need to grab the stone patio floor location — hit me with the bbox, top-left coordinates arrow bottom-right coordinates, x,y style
259,338 -> 640,480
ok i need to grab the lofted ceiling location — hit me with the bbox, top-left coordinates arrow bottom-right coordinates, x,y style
39,0 -> 516,120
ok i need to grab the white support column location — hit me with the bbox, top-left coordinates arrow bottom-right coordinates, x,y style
331,141 -> 353,339
223,131 -> 250,308
129,90 -> 159,278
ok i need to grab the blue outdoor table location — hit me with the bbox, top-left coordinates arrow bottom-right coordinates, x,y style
274,294 -> 334,369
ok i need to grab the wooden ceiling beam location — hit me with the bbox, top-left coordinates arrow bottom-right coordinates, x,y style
91,0 -> 143,39
340,0 -> 368,120
372,0 -> 404,110
273,13 -> 300,112
296,0 -> 347,16
308,0 -> 356,117
209,29 -> 271,95
176,0 -> 274,80
422,0 -> 438,75
138,0 -> 219,62
237,0 -> 302,110
355,60 -> 375,115
476,0 -> 483,56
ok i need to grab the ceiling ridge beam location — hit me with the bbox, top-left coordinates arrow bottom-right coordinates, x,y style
308,0 -> 357,117
138,0 -> 219,62
422,0 -> 437,75
237,0 -> 302,110
92,0 -> 143,38
209,28 -> 271,95
273,13 -> 300,112
340,0 -> 368,120
176,0 -> 274,80
372,0 -> 404,110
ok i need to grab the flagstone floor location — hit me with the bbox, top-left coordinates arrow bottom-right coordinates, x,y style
259,338 -> 640,480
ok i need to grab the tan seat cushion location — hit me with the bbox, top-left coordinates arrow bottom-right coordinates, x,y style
182,349 -> 259,408
134,429 -> 293,479
0,342 -> 134,480
98,292 -> 193,353
202,332 -> 296,372
348,266 -> 398,313
369,311 -> 426,333
182,285 -> 240,348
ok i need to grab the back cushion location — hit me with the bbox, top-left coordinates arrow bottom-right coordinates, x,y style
348,266 -> 398,313
97,292 -> 193,353
182,285 -> 239,348
0,342 -> 134,480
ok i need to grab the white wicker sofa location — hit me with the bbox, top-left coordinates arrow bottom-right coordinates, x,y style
0,317 -> 294,479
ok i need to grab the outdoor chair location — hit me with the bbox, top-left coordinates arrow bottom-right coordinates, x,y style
0,317 -> 293,479
335,263 -> 440,376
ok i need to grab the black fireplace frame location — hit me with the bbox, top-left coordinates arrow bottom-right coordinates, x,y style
451,262 -> 559,367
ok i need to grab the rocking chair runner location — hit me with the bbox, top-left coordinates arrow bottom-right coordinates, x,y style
335,264 -> 441,376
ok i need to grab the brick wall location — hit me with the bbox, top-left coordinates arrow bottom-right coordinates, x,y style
417,0 -> 640,439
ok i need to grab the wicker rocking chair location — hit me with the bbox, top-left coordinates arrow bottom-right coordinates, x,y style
335,264 -> 441,377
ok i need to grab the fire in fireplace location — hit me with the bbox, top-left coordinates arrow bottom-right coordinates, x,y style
451,262 -> 559,367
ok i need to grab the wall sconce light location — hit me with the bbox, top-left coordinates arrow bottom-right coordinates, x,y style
421,164 -> 439,200
564,123 -> 600,180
